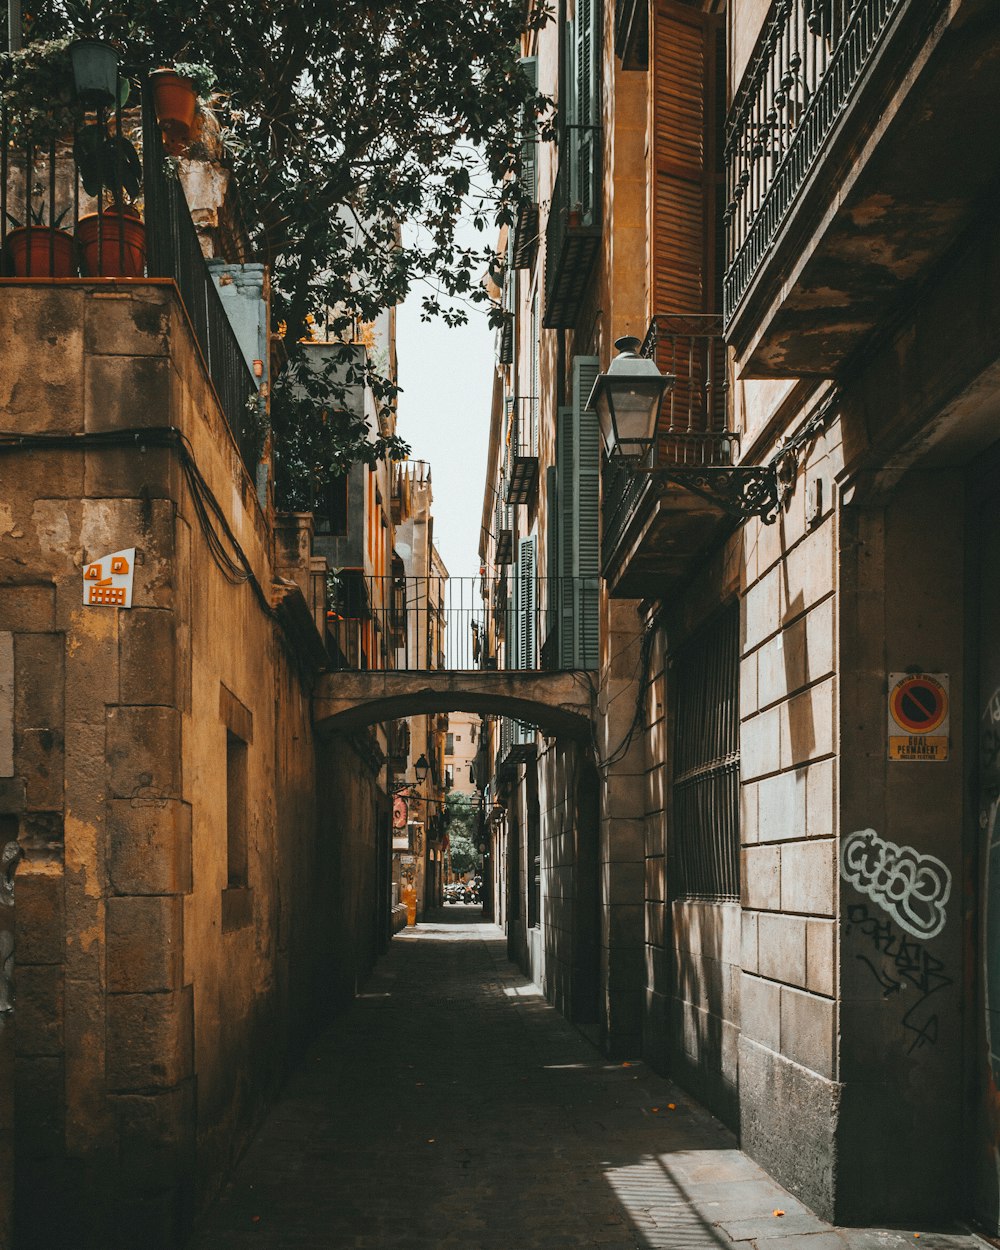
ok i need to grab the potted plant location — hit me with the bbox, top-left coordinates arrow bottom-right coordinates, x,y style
3,202 -> 74,277
149,61 -> 216,149
74,120 -> 145,276
0,37 -> 82,146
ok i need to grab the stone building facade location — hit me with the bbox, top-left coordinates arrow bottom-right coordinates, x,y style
482,0 -> 1000,1231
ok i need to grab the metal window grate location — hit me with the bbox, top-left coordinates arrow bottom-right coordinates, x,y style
671,605 -> 740,901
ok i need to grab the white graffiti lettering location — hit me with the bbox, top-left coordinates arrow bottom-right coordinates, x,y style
840,828 -> 951,941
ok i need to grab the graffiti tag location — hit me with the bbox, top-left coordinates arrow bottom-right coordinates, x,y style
845,903 -> 953,1053
841,827 -> 951,940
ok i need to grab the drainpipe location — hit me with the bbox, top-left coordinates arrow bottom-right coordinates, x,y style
8,0 -> 21,51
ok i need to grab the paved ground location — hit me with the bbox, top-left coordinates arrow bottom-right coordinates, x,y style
186,910 -> 982,1250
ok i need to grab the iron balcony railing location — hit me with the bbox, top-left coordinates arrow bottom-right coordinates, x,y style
0,78 -> 258,473
324,575 -> 598,673
602,314 -> 735,560
724,0 -> 917,323
543,123 -> 601,329
504,395 -> 540,505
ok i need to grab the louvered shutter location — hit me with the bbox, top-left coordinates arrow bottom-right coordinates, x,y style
520,56 -> 539,204
530,292 -> 540,455
569,0 -> 600,222
556,405 -> 576,667
574,356 -> 601,671
651,3 -> 724,433
517,535 -> 537,669
545,464 -> 558,649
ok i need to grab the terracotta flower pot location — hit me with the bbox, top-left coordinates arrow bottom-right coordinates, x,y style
4,226 -> 76,277
149,69 -> 198,145
76,210 -> 146,278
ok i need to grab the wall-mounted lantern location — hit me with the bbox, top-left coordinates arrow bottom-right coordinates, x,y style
587,336 -> 675,461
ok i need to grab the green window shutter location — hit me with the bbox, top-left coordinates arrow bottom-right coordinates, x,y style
574,356 -> 601,671
555,358 -> 600,670
545,464 -> 558,647
517,534 -> 537,669
530,292 -> 540,455
556,404 -> 576,668
519,55 -> 538,205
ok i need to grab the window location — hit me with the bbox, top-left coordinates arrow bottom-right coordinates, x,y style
220,685 -> 253,931
671,605 -> 740,900
446,733 -> 455,756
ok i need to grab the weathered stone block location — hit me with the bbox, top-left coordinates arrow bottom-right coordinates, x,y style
744,566 -> 780,653
780,984 -> 836,1078
107,799 -> 192,896
2,288 -> 86,434
757,767 -> 806,842
781,838 -> 836,916
15,726 -> 64,812
603,858 -> 644,905
107,897 -> 182,993
781,677 -> 835,770
106,987 -> 193,1091
741,704 -> 781,780
13,964 -> 64,1056
0,777 -> 26,813
0,632 -> 12,777
84,445 -> 178,503
742,843 -> 781,911
84,289 -> 171,358
806,918 -> 836,997
14,863 -> 63,965
113,1082 -> 195,1195
757,912 -> 807,987
106,707 -> 181,801
14,632 -> 64,729
742,910 -> 759,973
14,1054 -> 65,1160
740,972 -> 780,1050
119,610 -> 176,707
739,1035 -> 842,1221
84,356 -> 171,433
0,585 -> 56,634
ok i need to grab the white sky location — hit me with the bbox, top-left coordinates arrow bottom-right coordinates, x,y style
395,224 -> 496,583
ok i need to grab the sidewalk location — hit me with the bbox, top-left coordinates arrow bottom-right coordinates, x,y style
186,912 -> 981,1250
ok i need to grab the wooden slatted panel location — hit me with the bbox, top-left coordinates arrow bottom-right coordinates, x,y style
651,3 -> 724,437
574,356 -> 601,671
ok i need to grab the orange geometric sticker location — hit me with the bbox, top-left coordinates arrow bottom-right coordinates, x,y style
83,547 -> 135,609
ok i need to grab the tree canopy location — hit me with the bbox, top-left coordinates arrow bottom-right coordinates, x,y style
5,2 -> 550,489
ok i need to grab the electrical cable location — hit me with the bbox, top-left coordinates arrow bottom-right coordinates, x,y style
0,426 -> 274,616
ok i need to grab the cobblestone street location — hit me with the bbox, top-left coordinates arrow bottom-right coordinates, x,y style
186,914 -> 980,1250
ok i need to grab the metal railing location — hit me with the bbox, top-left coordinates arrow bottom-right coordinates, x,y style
603,314 -> 735,560
0,77 -> 258,473
543,123 -> 601,328
724,0 -> 914,321
324,575 -> 598,673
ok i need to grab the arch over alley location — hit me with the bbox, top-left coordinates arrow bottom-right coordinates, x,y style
312,669 -> 595,740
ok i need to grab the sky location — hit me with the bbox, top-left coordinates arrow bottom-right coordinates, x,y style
394,251 -> 496,584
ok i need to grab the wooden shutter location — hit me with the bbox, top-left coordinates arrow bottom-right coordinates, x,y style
556,404 -> 576,668
650,2 -> 723,316
650,2 -> 724,436
530,292 -> 540,455
545,463 -> 559,647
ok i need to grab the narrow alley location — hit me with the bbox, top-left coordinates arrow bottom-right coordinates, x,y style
186,916 -> 978,1250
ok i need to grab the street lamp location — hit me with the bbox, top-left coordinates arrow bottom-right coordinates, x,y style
587,336 -> 676,462
413,753 -> 430,784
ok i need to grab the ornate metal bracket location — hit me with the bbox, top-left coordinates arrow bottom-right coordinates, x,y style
646,463 -> 783,524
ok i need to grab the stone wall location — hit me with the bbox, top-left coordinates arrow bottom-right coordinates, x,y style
0,283 -> 342,1247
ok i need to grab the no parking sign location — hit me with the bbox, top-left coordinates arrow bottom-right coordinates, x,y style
888,673 -> 950,762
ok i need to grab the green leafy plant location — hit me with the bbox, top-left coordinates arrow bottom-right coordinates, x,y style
5,200 -> 71,228
0,37 -> 81,145
74,121 -> 142,204
172,61 -> 216,98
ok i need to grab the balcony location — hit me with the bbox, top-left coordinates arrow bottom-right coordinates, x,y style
602,315 -> 744,599
725,0 -> 1000,376
497,717 -> 536,775
614,0 -> 648,70
0,83 -> 258,472
543,125 -> 601,329
504,396 -> 540,505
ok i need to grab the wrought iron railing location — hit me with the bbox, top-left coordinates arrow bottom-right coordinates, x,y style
0,77 -> 258,473
324,575 -> 598,673
505,395 -> 540,505
603,314 -> 735,560
543,123 -> 601,328
724,0 -> 917,322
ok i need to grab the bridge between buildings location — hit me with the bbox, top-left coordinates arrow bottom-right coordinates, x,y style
312,669 -> 595,740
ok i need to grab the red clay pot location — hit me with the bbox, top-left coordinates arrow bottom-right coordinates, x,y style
76,210 -> 146,278
150,69 -> 198,144
4,227 -> 76,277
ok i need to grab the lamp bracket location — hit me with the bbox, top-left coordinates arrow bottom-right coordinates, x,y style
644,464 -> 782,524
